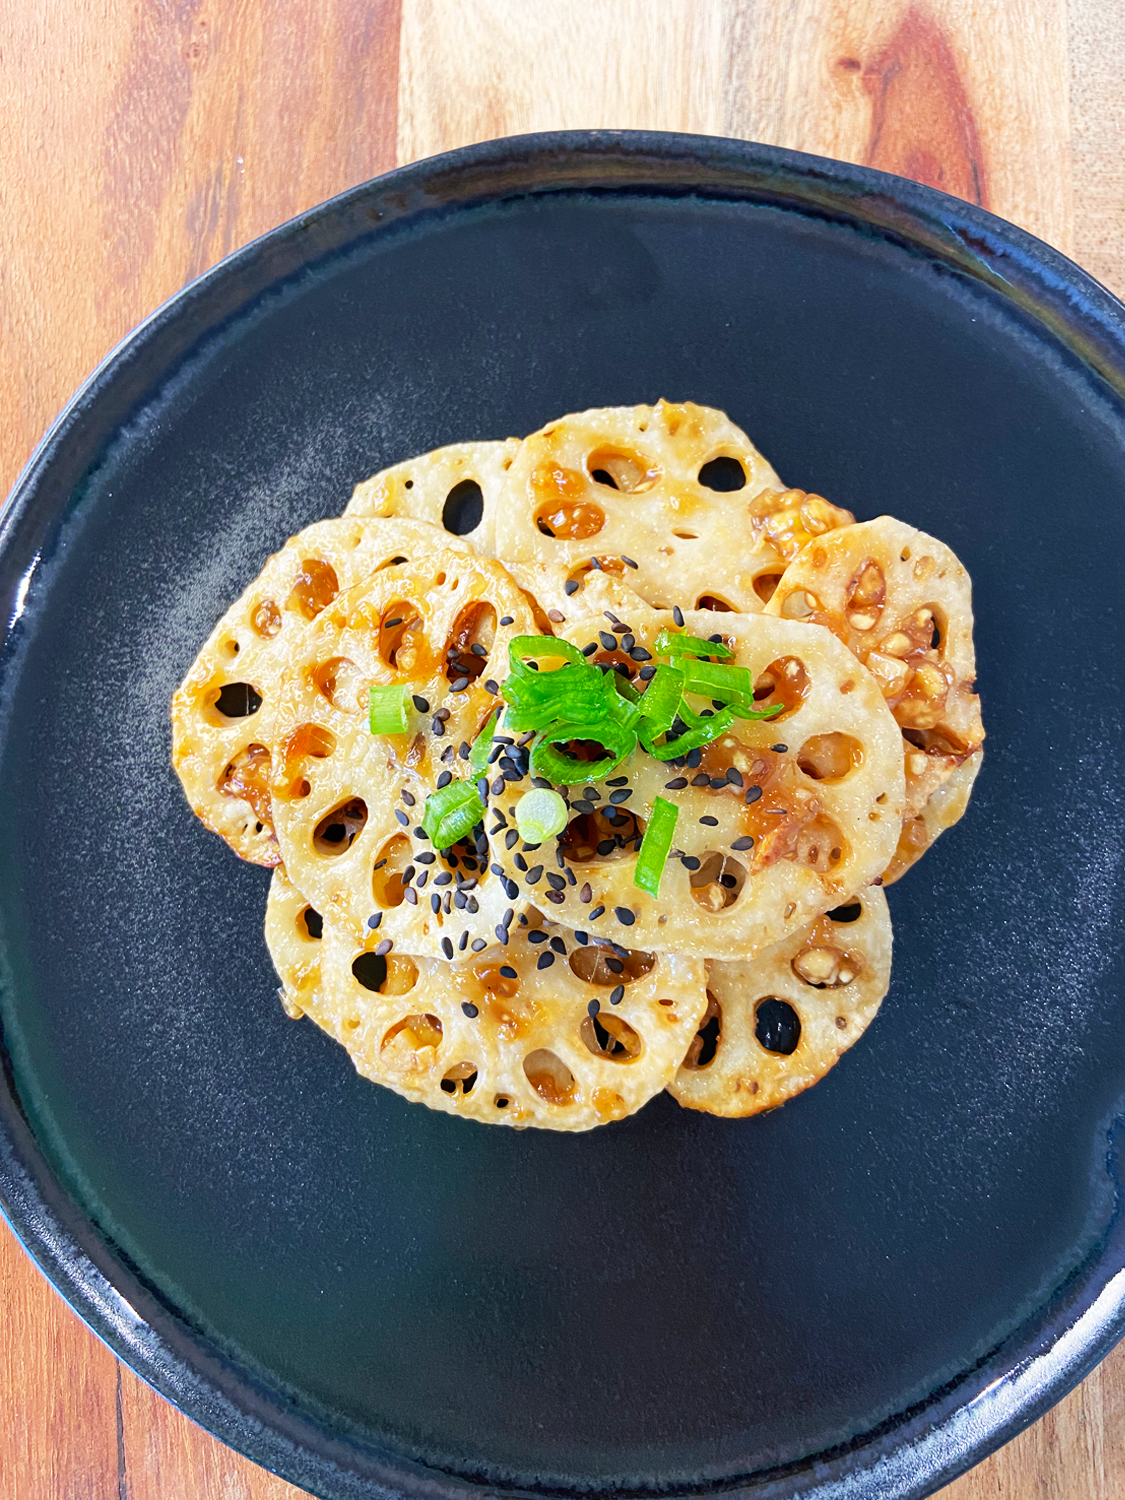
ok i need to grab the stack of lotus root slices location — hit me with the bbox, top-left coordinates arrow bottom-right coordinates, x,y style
173,401 -> 983,1130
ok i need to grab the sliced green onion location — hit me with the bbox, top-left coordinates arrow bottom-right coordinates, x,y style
469,709 -> 501,775
681,658 -> 754,705
641,706 -> 737,761
514,788 -> 569,844
503,662 -> 616,730
508,635 -> 585,677
654,628 -> 732,660
635,663 -> 685,736
422,780 -> 486,849
529,720 -> 638,785
634,796 -> 679,897
369,683 -> 411,735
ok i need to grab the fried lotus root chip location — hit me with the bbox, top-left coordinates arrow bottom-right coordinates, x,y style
171,517 -> 473,865
883,748 -> 982,884
669,885 -> 892,1117
487,609 -> 905,960
492,400 -> 852,613
501,559 -> 651,633
346,439 -> 521,555
765,516 -> 984,822
276,887 -> 709,1130
263,864 -> 325,1018
268,549 -> 537,955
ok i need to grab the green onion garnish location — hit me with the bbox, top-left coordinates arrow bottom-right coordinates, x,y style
654,628 -> 733,660
508,635 -> 585,676
421,780 -> 486,849
503,661 -> 616,730
514,788 -> 569,844
369,683 -> 411,734
635,663 -> 685,736
529,719 -> 638,784
642,706 -> 737,761
469,709 -> 501,775
634,796 -> 679,897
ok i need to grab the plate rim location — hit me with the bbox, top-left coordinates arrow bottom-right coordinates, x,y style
3,127 -> 1125,1500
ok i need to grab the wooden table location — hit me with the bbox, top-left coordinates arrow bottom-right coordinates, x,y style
3,2 -> 1123,1495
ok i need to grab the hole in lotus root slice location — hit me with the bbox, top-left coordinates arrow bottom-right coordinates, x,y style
267,550 -> 538,954
752,656 -> 810,720
765,517 -> 983,847
217,743 -> 272,831
683,992 -> 721,1069
212,682 -> 263,720
689,852 -> 748,912
753,572 -> 783,605
303,914 -> 707,1130
263,868 -> 327,1019
442,1062 -> 479,1096
353,951 -> 420,994
882,748 -> 983,885
314,798 -> 367,856
171,516 -> 475,866
754,998 -> 802,1055
310,657 -> 366,714
492,401 -> 840,615
489,608 -> 904,961
279,723 -> 337,798
442,480 -> 484,536
287,558 -> 340,620
345,438 -> 522,554
669,885 -> 893,1117
569,945 -> 655,986
698,456 -> 746,492
797,733 -> 863,783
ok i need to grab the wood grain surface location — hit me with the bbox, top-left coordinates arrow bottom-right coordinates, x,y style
2,1 -> 1124,1495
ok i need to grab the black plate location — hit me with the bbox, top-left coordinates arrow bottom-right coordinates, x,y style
3,131 -> 1125,1500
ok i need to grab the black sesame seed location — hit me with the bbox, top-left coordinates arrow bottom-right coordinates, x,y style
691,773 -> 710,787
375,939 -> 392,956
527,930 -> 548,944
725,767 -> 743,786
441,745 -> 455,763
609,984 -> 625,1005
686,748 -> 702,768
608,788 -> 632,804
546,872 -> 566,891
547,609 -> 565,624
525,865 -> 543,884
709,776 -> 727,790
621,555 -> 638,568
383,617 -> 403,628
429,894 -> 439,912
614,907 -> 636,926
596,839 -> 615,856
395,808 -> 409,825
605,957 -> 624,974
461,1000 -> 478,1017
471,938 -> 487,952
501,765 -> 523,782
629,646 -> 652,662
499,616 -> 514,627
544,890 -> 565,904
495,924 -> 509,945
491,776 -> 505,795
470,642 -> 487,657
404,888 -> 418,905
537,952 -> 555,970
466,896 -> 479,913
731,835 -> 754,851
431,717 -> 445,735
709,633 -> 723,643
434,872 -> 452,886
681,855 -> 701,871
504,828 -> 519,849
638,664 -> 656,681
598,631 -> 616,650
664,776 -> 688,790
450,676 -> 470,691
454,891 -> 467,908
672,605 -> 684,626
484,679 -> 499,695
571,799 -> 594,816
513,853 -> 527,871
373,859 -> 387,870
437,770 -> 452,789
458,931 -> 469,951
412,695 -> 430,713
577,883 -> 591,904
498,964 -> 517,979
366,912 -> 382,929
564,579 -> 579,596
588,905 -> 605,920
772,744 -> 788,753
745,786 -> 763,804
590,555 -> 602,569
699,815 -> 719,826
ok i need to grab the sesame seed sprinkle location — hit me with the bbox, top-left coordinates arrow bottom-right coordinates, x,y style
461,1001 -> 478,1017
374,939 -> 392,956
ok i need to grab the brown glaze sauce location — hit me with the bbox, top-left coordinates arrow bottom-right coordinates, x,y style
219,743 -> 273,822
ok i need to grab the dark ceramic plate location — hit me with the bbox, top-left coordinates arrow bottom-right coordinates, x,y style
3,132 -> 1125,1500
